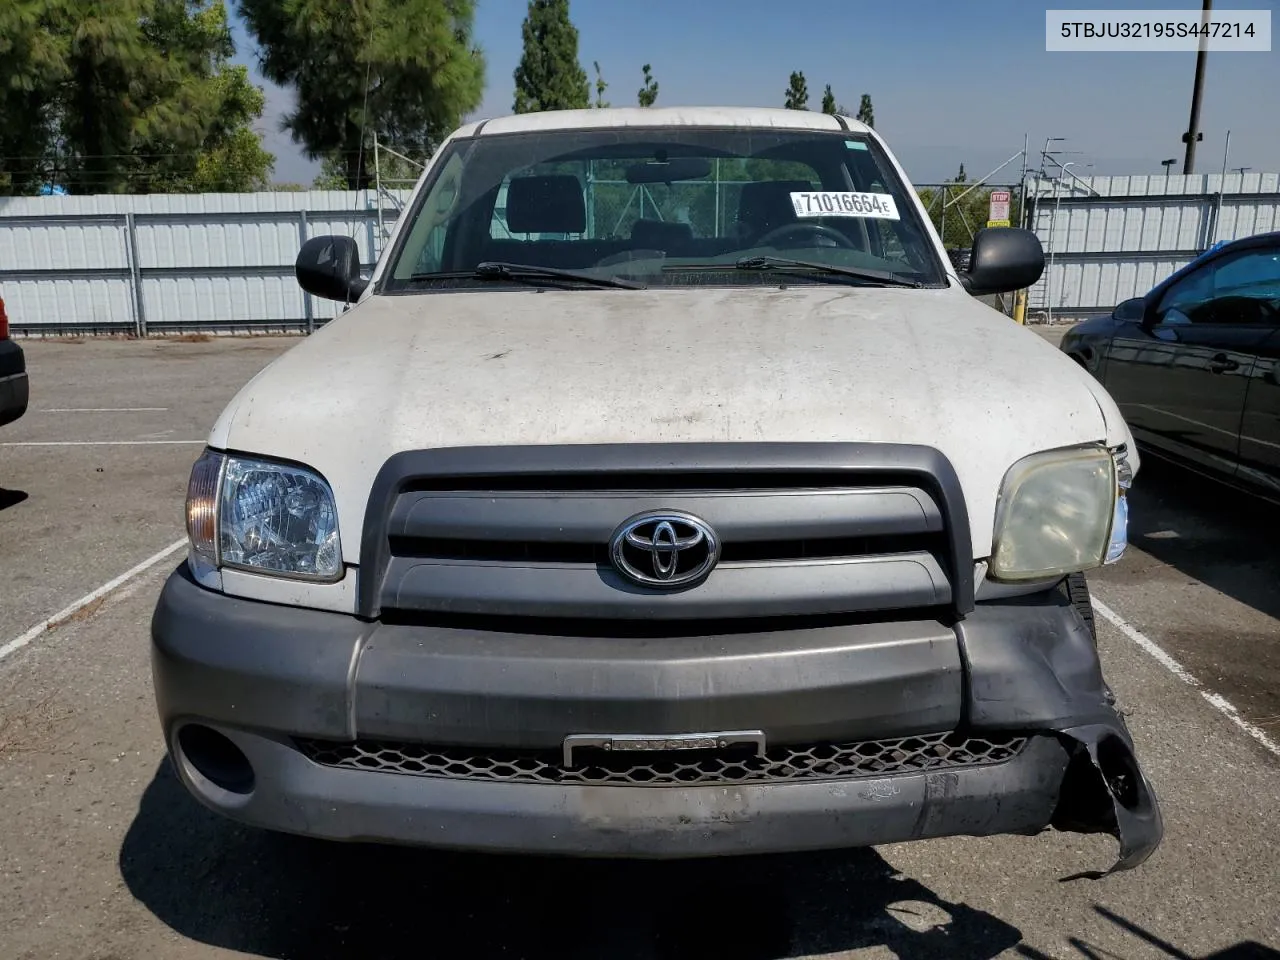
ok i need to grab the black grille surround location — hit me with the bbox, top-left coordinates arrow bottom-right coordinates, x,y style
296,732 -> 1027,787
356,443 -> 974,623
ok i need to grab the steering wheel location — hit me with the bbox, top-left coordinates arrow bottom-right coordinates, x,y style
755,222 -> 855,250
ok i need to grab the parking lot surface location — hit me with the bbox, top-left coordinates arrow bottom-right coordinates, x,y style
1,332 -> 1277,960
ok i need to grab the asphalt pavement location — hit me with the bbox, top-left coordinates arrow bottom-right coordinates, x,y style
0,331 -> 1277,960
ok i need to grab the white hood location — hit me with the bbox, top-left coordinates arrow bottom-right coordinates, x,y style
210,285 -> 1128,564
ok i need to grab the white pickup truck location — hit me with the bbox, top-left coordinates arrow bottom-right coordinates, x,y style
151,107 -> 1162,874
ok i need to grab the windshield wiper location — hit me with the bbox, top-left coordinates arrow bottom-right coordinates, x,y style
732,255 -> 922,288
472,261 -> 645,289
407,263 -> 644,289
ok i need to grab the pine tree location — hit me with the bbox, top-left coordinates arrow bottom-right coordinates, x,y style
821,85 -> 837,114
856,93 -> 875,129
1,0 -> 275,194
783,71 -> 809,110
513,0 -> 589,113
241,0 -> 484,190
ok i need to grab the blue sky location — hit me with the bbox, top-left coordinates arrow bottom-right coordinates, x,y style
230,0 -> 1280,185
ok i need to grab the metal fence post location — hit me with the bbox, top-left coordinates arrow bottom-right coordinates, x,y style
125,212 -> 146,337
298,209 -> 313,334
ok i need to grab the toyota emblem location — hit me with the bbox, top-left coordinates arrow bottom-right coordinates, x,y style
609,512 -> 720,588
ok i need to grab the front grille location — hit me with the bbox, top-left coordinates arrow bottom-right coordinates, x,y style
296,733 -> 1027,787
357,444 -> 976,622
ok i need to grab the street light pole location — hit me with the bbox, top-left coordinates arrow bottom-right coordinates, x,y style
1182,0 -> 1213,174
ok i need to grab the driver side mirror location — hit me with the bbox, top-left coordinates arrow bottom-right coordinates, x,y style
1112,297 -> 1146,323
296,235 -> 368,303
958,228 -> 1044,296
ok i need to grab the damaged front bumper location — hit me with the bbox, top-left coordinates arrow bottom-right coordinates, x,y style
151,567 -> 1163,873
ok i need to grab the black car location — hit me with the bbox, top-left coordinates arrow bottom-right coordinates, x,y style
0,294 -> 28,427
1061,230 -> 1280,500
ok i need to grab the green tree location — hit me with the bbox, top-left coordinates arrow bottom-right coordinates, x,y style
820,84 -> 836,115
856,93 -> 875,129
783,71 -> 808,110
313,142 -> 425,190
955,163 -> 967,182
162,64 -> 274,192
513,0 -> 589,113
312,155 -> 348,190
916,183 -> 1022,252
0,0 -> 273,195
637,63 -> 658,107
240,0 -> 484,190
592,60 -> 608,108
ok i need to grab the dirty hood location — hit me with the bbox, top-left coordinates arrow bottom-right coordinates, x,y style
210,285 -> 1126,564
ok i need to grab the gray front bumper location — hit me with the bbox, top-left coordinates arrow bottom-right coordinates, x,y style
151,566 -> 1163,871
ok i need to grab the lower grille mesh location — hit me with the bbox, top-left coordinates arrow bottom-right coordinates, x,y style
296,732 -> 1027,787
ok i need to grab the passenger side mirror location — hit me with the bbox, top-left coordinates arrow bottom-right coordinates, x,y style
958,228 -> 1044,296
1112,297 -> 1146,323
296,235 -> 369,303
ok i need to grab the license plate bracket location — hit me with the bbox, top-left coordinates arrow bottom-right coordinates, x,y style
562,730 -> 766,767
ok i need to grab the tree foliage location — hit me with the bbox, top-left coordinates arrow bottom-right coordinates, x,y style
820,85 -> 836,115
916,182 -> 1022,252
313,142 -> 425,190
240,0 -> 484,190
0,0 -> 273,195
637,63 -> 658,107
856,93 -> 875,128
592,60 -> 608,108
513,0 -> 588,113
783,71 -> 808,110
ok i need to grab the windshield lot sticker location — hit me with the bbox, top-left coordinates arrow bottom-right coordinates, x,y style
790,191 -> 899,220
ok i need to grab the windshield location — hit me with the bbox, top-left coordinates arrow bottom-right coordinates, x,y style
382,126 -> 946,292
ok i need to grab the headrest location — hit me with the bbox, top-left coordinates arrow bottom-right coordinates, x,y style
736,179 -> 813,230
630,218 -> 693,249
505,175 -> 585,234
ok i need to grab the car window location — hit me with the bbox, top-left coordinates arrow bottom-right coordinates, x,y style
383,127 -> 946,291
1156,247 -> 1280,326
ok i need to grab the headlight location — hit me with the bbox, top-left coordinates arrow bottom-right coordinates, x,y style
185,449 -> 343,582
989,445 -> 1124,581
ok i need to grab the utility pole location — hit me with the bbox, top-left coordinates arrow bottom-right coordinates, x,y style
1182,0 -> 1212,174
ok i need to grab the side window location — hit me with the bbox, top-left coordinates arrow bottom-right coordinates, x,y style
1212,247 -> 1280,326
1156,248 -> 1280,326
1155,266 -> 1211,326
391,150 -> 464,279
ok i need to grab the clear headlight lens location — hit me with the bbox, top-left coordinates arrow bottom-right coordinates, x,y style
184,449 -> 342,582
989,446 -> 1117,581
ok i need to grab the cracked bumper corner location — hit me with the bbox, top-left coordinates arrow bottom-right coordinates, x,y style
1055,722 -> 1165,875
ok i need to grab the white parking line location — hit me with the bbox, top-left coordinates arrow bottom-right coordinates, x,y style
0,441 -> 204,447
42,407 -> 169,413
1093,597 -> 1280,759
0,538 -> 187,664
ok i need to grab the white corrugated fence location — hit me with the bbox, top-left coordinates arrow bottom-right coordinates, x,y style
0,190 -> 411,334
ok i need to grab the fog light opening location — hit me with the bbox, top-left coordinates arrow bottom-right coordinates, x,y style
177,724 -> 255,796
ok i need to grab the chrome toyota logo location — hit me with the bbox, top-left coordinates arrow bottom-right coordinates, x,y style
609,512 -> 719,588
